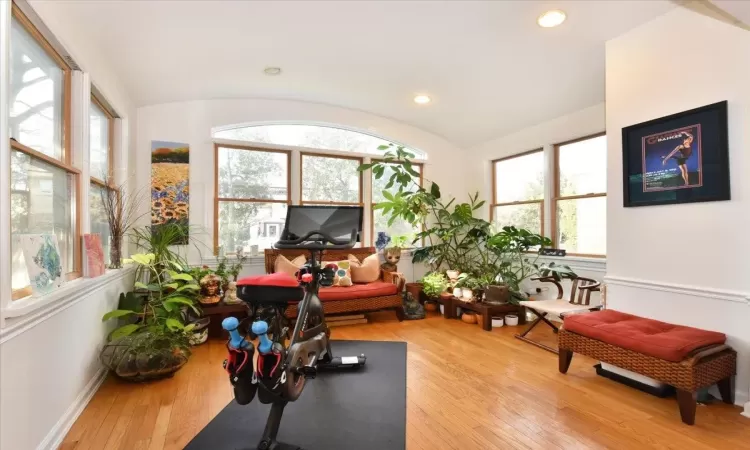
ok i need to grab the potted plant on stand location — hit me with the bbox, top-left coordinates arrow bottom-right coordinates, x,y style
421,272 -> 448,314
100,253 -> 201,381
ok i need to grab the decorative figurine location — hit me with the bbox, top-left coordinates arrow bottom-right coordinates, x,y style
380,246 -> 401,283
223,280 -> 241,304
199,273 -> 222,305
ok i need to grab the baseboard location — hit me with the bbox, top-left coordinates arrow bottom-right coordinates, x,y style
37,368 -> 108,450
742,401 -> 750,419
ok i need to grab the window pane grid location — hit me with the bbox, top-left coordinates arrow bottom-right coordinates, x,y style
492,150 -> 544,236
90,96 -> 112,182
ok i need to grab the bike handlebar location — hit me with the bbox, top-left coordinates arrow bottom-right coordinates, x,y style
273,229 -> 358,250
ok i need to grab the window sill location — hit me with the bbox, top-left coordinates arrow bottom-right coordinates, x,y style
1,267 -> 135,339
536,254 -> 607,273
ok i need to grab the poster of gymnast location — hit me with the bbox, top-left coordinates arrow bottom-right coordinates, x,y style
641,124 -> 702,192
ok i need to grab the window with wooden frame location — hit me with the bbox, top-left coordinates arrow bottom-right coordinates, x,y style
214,144 -> 291,254
370,160 -> 423,247
553,133 -> 607,256
9,4 -> 79,299
491,150 -> 544,237
300,153 -> 363,205
89,94 -> 116,264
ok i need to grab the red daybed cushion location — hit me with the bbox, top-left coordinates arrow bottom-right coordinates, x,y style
318,282 -> 398,302
237,272 -> 299,288
563,310 -> 726,362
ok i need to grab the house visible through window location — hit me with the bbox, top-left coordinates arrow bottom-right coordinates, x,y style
554,134 -> 607,256
491,150 -> 544,236
215,145 -> 291,253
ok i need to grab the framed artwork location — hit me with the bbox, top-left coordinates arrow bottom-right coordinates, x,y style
84,233 -> 106,278
151,140 -> 190,244
622,101 -> 729,207
21,234 -> 64,296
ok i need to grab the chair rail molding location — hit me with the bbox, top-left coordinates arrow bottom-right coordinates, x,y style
604,275 -> 750,305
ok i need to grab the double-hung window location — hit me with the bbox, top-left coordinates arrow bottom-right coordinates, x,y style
9,4 -> 78,298
300,153 -> 363,205
553,134 -> 607,256
89,94 -> 116,264
214,145 -> 291,253
491,150 -> 545,236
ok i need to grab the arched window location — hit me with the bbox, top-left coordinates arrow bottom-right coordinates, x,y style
213,123 -> 426,255
213,123 -> 427,159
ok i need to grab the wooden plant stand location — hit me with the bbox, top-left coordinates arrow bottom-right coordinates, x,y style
453,300 -> 526,331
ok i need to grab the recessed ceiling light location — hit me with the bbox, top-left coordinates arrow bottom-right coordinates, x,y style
537,10 -> 566,28
413,95 -> 431,104
264,67 -> 282,76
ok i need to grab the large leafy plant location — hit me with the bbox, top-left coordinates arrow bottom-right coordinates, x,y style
102,253 -> 200,342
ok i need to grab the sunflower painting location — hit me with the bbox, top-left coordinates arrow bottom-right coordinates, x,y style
151,140 -> 189,244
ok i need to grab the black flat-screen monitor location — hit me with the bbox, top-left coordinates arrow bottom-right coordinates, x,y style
281,205 -> 363,243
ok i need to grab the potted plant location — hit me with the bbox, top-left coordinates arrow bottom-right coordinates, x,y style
99,180 -> 146,268
421,272 -> 448,312
100,253 -> 200,381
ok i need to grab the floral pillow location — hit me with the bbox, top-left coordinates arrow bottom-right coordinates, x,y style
321,260 -> 353,287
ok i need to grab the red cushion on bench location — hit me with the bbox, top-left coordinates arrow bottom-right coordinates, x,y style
317,282 -> 398,302
237,272 -> 299,288
563,310 -> 726,362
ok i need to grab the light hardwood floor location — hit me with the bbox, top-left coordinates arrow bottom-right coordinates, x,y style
60,312 -> 750,450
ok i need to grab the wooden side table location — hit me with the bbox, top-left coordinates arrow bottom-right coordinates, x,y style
201,302 -> 249,339
453,300 -> 526,331
434,295 -> 455,319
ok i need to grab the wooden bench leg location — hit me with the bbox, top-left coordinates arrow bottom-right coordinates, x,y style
676,389 -> 697,425
394,306 -> 405,322
717,376 -> 734,404
558,348 -> 573,373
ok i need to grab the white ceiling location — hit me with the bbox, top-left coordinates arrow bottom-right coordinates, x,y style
44,0 -> 675,147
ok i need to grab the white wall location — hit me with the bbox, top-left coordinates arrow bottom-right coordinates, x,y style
136,98 -> 468,265
0,270 -> 135,450
605,7 -> 750,405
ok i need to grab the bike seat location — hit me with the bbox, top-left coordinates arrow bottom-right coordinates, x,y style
236,272 -> 304,305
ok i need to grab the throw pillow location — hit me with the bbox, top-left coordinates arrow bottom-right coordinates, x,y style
322,259 -> 353,287
349,253 -> 380,283
274,254 -> 307,277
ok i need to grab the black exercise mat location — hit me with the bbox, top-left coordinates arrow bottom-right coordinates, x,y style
186,340 -> 406,450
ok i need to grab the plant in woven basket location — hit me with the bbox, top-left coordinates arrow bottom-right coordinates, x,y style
100,253 -> 200,381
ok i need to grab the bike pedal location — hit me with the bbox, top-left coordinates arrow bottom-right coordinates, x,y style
294,366 -> 318,379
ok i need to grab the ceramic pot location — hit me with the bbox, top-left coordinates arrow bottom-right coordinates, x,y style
492,317 -> 505,328
452,287 -> 462,297
505,315 -> 519,326
424,301 -> 438,312
439,304 -> 445,315
446,270 -> 459,281
461,312 -> 477,324
461,288 -> 473,300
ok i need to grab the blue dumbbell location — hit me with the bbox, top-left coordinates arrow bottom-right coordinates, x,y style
251,321 -> 273,354
222,317 -> 250,349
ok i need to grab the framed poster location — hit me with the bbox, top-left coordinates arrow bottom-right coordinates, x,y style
151,140 -> 190,244
621,101 -> 729,207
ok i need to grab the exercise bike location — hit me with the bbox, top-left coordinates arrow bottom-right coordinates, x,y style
222,205 -> 367,450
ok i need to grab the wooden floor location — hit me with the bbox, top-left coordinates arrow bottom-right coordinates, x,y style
61,312 -> 750,450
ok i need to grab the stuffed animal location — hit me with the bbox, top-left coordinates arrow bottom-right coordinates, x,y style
381,247 -> 401,276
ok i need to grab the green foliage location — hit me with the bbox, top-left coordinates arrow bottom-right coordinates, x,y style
421,272 -> 448,298
104,253 -> 200,346
535,261 -> 577,282
388,234 -> 411,250
362,149 -> 563,305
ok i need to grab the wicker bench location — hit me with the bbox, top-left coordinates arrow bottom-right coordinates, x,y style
558,310 -> 736,425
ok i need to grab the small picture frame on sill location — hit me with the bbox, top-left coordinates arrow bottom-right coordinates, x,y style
621,101 -> 730,207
